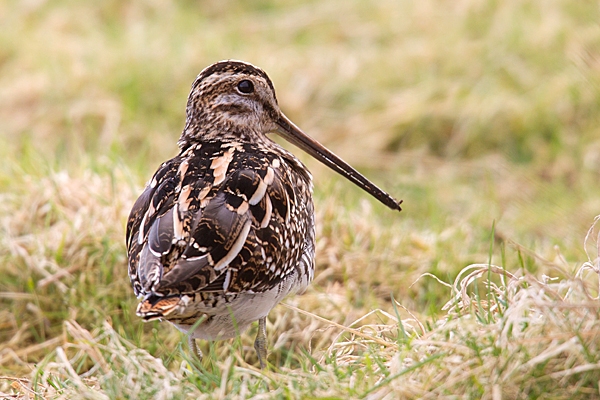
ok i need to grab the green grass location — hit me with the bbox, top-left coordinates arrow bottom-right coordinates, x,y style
2,0 -> 600,398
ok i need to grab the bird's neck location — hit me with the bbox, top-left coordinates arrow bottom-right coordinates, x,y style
178,117 -> 274,151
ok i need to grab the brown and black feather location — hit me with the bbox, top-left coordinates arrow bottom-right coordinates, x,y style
127,139 -> 315,319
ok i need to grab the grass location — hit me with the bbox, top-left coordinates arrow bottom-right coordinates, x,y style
1,0 -> 600,398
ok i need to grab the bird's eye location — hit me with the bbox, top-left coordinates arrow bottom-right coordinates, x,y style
237,79 -> 254,94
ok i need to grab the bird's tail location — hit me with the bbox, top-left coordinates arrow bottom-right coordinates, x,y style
136,294 -> 180,321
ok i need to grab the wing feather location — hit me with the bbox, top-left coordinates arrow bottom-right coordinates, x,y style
148,208 -> 174,256
127,142 -> 309,303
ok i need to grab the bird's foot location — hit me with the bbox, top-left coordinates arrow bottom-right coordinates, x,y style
254,317 -> 268,369
188,336 -> 203,361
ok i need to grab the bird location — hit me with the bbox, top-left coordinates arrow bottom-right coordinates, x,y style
126,60 -> 402,368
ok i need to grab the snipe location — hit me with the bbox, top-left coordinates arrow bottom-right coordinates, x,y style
126,60 -> 402,368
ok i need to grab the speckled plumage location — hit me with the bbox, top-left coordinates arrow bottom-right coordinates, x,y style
126,60 -> 401,367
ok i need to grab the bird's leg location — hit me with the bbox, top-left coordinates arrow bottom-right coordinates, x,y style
254,317 -> 268,369
188,336 -> 203,361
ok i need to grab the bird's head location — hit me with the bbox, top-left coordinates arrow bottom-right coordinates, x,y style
180,60 -> 282,144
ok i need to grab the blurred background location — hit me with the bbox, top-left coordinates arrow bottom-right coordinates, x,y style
1,0 -> 600,377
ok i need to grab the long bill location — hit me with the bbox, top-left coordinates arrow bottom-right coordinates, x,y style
275,113 -> 402,212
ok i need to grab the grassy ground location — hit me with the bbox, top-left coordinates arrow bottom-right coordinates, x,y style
1,0 -> 600,398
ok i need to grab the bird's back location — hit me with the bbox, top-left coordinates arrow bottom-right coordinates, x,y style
126,139 -> 315,323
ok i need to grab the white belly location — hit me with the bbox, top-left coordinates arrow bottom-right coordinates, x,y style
172,274 -> 298,340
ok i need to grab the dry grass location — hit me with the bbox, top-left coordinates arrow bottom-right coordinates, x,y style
1,157 -> 599,398
2,217 -> 599,398
1,0 -> 600,398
